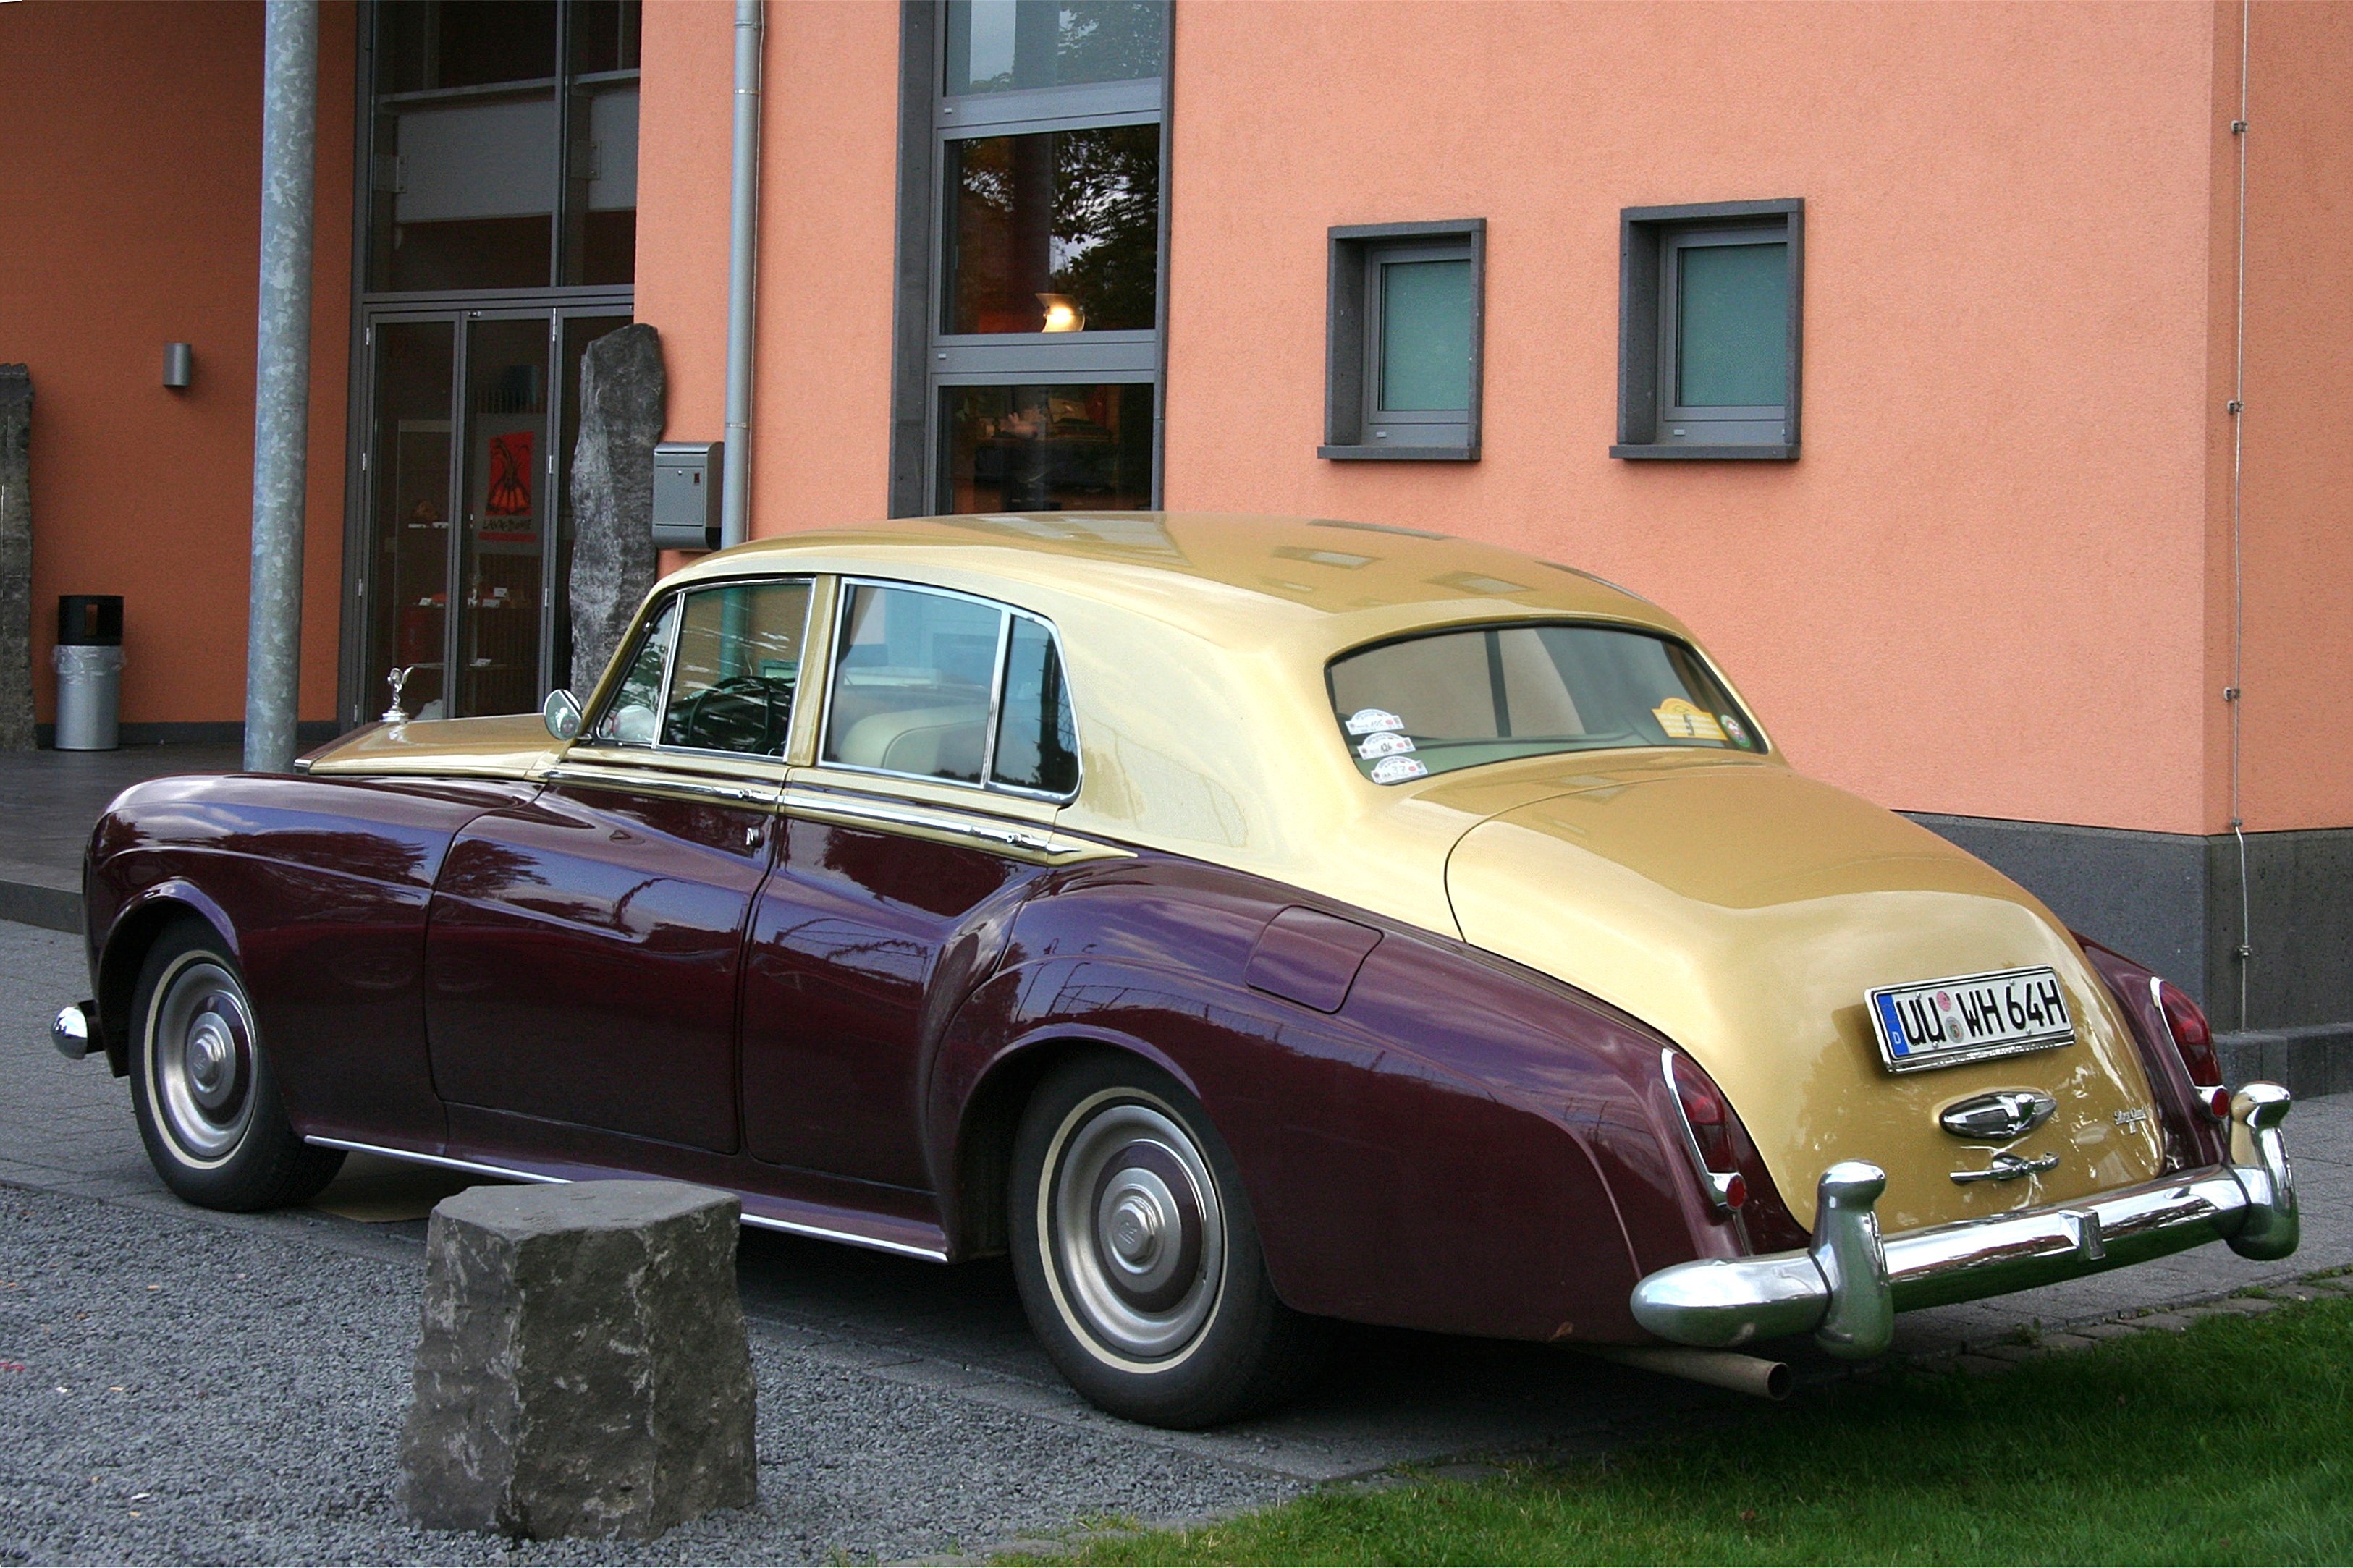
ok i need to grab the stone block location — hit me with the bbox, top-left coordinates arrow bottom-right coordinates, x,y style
566,323 -> 664,696
0,365 -> 31,752
400,1180 -> 756,1541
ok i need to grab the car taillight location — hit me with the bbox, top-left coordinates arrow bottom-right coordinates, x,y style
1665,1050 -> 1748,1211
2153,978 -> 2231,1119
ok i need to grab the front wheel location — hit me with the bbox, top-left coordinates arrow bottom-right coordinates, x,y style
127,918 -> 343,1211
1009,1054 -> 1324,1428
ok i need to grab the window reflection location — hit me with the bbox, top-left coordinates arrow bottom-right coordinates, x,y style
662,582 -> 810,756
945,0 -> 1165,96
825,587 -> 1002,784
943,383 -> 1152,512
368,0 -> 639,292
947,126 -> 1159,334
992,617 -> 1078,795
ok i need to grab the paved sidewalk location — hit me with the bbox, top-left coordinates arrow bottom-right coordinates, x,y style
1,918 -> 2345,1560
0,744 -> 242,931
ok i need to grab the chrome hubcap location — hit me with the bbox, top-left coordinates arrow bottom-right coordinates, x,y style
148,958 -> 258,1164
1047,1094 -> 1225,1364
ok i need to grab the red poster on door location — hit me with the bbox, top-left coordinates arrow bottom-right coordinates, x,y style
486,431 -> 533,517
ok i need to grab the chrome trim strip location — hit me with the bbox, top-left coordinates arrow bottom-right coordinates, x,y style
782,786 -> 1131,864
303,1135 -> 955,1262
545,763 -> 780,808
1628,1081 -> 2299,1358
738,1213 -> 950,1262
1660,1048 -> 1739,1213
302,1136 -> 567,1185
2151,973 -> 2231,1112
787,789 -> 1051,852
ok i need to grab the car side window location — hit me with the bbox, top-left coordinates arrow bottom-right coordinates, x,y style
662,580 -> 813,756
991,616 -> 1078,796
823,585 -> 1001,784
589,596 -> 678,746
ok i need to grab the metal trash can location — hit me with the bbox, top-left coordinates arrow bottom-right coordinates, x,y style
54,595 -> 124,751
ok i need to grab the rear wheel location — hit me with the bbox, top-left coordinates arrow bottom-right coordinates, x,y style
1010,1054 -> 1324,1428
127,918 -> 342,1211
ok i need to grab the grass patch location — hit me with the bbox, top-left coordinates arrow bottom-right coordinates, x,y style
1005,1292 -> 2353,1565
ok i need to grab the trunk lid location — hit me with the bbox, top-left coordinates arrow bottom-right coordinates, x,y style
1442,758 -> 2165,1233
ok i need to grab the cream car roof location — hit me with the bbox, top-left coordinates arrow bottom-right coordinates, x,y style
667,514 -> 1763,939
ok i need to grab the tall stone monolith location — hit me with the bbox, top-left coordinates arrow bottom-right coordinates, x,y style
0,365 -> 33,751
566,324 -> 664,698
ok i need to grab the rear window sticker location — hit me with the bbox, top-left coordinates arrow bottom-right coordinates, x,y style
1346,708 -> 1406,735
1369,755 -> 1429,784
1719,713 -> 1749,747
1652,697 -> 1727,742
1356,732 -> 1416,759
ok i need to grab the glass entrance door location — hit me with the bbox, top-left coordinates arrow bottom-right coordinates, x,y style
454,313 -> 552,717
363,318 -> 459,721
360,308 -> 629,721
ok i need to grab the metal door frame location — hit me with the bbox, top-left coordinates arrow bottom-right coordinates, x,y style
341,289 -> 630,726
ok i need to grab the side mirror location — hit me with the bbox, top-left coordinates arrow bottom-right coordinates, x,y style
543,687 -> 584,742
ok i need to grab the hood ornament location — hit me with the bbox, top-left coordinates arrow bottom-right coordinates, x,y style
1939,1090 -> 2057,1143
382,665 -> 415,724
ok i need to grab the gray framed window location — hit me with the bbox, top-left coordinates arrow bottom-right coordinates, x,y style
890,2 -> 1171,517
1322,219 -> 1484,462
1613,199 -> 1801,461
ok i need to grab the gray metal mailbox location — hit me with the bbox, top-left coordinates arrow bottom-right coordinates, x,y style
651,441 -> 723,552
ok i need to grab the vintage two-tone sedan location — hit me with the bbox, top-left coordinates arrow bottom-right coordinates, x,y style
54,514 -> 2296,1427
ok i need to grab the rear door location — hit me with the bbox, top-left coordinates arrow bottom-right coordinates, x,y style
739,581 -> 1080,1188
423,577 -> 814,1153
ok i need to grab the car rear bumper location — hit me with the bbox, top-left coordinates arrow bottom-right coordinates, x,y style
1630,1082 -> 2298,1360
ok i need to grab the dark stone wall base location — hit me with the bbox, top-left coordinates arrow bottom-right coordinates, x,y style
1905,812 -> 2353,1034
2216,1023 -> 2353,1101
0,878 -> 80,934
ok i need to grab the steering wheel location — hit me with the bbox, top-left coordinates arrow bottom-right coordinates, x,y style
674,676 -> 791,755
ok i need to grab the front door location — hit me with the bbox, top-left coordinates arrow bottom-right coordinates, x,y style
423,577 -> 816,1153
355,306 -> 630,723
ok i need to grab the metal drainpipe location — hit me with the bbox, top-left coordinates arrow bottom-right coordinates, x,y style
242,0 -> 319,772
720,0 -> 764,550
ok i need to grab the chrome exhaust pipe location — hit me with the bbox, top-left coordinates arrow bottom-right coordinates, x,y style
1583,1344 -> 1792,1400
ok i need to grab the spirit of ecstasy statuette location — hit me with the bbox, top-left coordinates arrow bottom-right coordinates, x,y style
383,665 -> 414,725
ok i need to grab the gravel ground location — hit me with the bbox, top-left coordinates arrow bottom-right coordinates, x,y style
0,1185 -> 1298,1565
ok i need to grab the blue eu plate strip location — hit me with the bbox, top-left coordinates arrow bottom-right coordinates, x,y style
1876,993 -> 1911,1057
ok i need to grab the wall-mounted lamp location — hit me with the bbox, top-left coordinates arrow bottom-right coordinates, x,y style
1036,294 -> 1086,334
162,343 -> 193,389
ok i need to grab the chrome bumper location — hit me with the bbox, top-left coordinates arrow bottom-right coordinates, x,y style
1631,1082 -> 2297,1360
51,1001 -> 93,1061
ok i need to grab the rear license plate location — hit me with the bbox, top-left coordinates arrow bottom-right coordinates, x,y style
1867,966 -> 2074,1073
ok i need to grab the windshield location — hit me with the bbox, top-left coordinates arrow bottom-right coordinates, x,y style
1326,622 -> 1765,782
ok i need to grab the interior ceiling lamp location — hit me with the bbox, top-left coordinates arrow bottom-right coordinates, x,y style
1036,294 -> 1086,333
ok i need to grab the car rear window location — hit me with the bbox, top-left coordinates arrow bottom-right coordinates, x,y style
1325,622 -> 1765,783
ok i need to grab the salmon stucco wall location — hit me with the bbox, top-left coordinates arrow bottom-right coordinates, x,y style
0,0 -> 355,731
637,0 -> 901,540
2232,0 -> 2353,833
1160,0 -> 2221,837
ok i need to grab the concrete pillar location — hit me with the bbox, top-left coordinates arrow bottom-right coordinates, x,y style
242,0 -> 318,772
